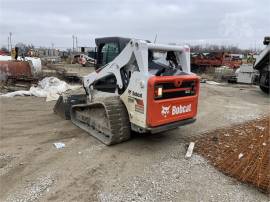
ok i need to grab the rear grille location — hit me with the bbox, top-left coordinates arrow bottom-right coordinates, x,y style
155,80 -> 196,100
161,81 -> 195,89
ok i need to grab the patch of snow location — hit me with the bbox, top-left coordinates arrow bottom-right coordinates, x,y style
206,81 -> 221,85
53,142 -> 65,149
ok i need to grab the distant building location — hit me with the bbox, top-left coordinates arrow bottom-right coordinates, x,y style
77,47 -> 95,53
32,48 -> 60,57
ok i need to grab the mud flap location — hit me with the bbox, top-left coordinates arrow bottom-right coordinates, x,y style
53,94 -> 87,120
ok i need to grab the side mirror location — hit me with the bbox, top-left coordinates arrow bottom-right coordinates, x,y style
263,36 -> 270,45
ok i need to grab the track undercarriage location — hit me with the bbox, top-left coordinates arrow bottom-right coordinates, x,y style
55,90 -> 131,145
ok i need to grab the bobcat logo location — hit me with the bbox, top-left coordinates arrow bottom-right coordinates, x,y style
161,105 -> 171,117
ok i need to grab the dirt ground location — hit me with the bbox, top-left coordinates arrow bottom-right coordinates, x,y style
0,83 -> 269,202
42,63 -> 94,80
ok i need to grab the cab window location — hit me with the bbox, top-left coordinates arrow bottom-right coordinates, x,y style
101,43 -> 119,66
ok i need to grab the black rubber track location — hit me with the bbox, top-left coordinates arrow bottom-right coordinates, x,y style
70,95 -> 131,145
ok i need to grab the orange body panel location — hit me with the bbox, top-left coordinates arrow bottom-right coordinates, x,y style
147,75 -> 200,127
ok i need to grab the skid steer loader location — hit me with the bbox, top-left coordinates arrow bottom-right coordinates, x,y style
54,37 -> 200,145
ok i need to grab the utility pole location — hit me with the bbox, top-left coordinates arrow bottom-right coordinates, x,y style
52,43 -> 54,56
76,36 -> 78,50
72,35 -> 75,53
154,33 -> 158,43
9,32 -> 12,50
7,36 -> 10,51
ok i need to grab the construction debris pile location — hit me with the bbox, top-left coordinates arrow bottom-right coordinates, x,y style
194,116 -> 270,193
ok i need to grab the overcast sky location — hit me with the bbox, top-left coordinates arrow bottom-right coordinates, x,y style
0,0 -> 269,49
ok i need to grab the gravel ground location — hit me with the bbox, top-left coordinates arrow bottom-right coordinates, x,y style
0,83 -> 269,201
99,154 -> 268,202
6,174 -> 54,202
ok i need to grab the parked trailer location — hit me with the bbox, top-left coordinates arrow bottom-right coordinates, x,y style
191,52 -> 242,72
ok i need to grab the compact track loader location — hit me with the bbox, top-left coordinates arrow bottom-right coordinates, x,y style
54,37 -> 200,145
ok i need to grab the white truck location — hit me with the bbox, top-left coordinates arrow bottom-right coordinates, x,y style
254,37 -> 270,94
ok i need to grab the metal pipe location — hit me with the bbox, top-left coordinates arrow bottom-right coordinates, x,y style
147,43 -> 187,52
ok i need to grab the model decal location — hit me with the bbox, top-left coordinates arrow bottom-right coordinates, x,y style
135,98 -> 144,114
132,91 -> 142,98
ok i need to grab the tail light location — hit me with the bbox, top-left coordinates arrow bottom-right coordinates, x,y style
154,85 -> 163,98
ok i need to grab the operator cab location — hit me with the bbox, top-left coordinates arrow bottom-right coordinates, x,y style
92,37 -> 190,94
93,37 -> 184,76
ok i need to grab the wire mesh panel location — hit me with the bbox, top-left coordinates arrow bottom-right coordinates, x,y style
194,116 -> 270,193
